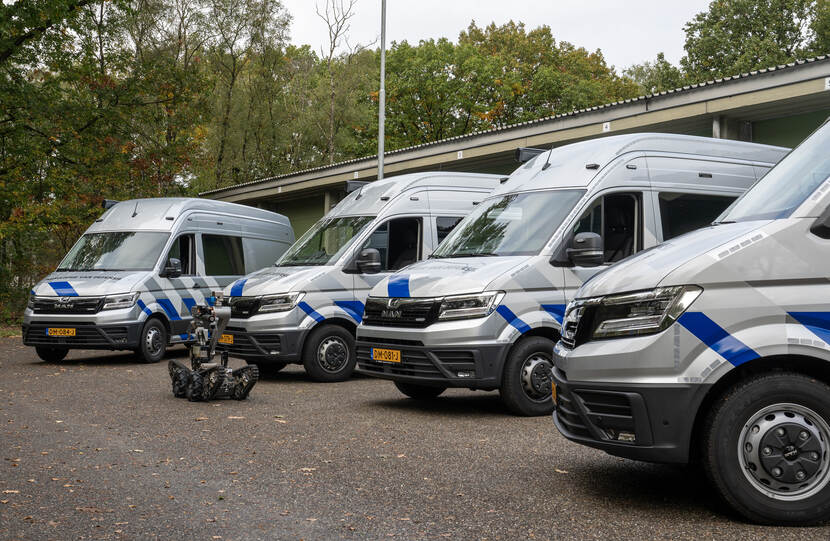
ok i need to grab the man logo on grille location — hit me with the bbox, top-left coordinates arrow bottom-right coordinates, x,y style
388,298 -> 401,309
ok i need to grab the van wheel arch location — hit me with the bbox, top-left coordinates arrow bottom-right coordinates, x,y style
689,354 -> 830,464
300,317 -> 356,352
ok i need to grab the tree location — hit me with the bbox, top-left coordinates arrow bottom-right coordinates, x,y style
681,0 -> 816,81
814,0 -> 830,54
624,52 -> 685,94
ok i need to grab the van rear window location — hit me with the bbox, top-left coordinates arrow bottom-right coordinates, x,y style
203,235 -> 245,276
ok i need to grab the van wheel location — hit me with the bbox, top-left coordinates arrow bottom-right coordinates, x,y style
302,325 -> 355,382
137,319 -> 167,363
35,346 -> 68,363
499,336 -> 555,416
394,381 -> 446,400
702,372 -> 830,525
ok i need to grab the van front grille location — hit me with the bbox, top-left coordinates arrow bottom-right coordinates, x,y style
32,297 -> 103,314
362,297 -> 441,328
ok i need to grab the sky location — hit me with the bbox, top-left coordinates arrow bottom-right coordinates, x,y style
279,0 -> 715,71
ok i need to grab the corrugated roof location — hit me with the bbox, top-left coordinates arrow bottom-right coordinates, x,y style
200,55 -> 830,196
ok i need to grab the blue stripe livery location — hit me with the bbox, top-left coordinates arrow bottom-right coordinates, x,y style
136,299 -> 152,316
181,297 -> 197,315
230,279 -> 247,297
156,298 -> 182,321
496,305 -> 531,334
790,312 -> 830,345
335,300 -> 365,323
388,275 -> 410,298
298,301 -> 325,323
49,281 -> 78,297
541,304 -> 567,325
678,311 -> 759,366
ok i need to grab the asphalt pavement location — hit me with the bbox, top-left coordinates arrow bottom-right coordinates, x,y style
1,338 -> 828,540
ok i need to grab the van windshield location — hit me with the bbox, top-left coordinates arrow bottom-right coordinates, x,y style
432,189 -> 585,257
278,215 -> 374,266
57,232 -> 170,271
723,121 -> 830,222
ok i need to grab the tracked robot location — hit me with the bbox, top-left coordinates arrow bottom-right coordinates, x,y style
168,292 -> 258,401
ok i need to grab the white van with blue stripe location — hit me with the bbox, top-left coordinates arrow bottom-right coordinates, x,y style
23,198 -> 293,363
356,134 -> 787,416
551,120 -> 830,524
218,172 -> 502,382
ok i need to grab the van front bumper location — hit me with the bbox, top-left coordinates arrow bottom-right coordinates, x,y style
219,326 -> 306,363
22,321 -> 143,350
551,366 -> 710,464
355,339 -> 509,390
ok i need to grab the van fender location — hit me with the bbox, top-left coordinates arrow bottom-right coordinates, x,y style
295,300 -> 364,330
494,304 -> 564,344
677,318 -> 830,384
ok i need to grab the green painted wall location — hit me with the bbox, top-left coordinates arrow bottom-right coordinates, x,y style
753,110 -> 830,148
266,194 -> 324,237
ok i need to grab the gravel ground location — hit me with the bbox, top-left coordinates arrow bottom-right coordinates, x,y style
1,338 -> 827,540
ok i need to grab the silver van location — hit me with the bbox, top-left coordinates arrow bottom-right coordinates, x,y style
23,198 -> 293,363
355,134 -> 788,415
218,172 -> 502,382
551,121 -> 830,524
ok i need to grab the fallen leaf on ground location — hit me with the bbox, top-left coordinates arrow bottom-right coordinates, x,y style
554,468 -> 568,474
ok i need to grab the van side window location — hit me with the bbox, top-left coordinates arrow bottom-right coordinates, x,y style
573,193 -> 642,263
165,234 -> 196,275
203,234 -> 245,275
436,216 -> 463,244
659,193 -> 736,240
362,217 -> 422,272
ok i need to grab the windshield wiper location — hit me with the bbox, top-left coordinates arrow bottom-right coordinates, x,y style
712,220 -> 736,225
438,252 -> 499,258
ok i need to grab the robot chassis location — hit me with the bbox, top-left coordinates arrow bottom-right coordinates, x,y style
168,292 -> 258,401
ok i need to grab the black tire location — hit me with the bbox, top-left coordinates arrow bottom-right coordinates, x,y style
394,381 -> 446,400
137,318 -> 167,363
168,361 -> 190,398
499,336 -> 555,416
702,372 -> 830,525
302,325 -> 356,383
35,346 -> 68,363
186,371 -> 204,402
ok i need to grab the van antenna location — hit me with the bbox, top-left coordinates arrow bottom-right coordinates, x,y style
541,147 -> 553,171
131,201 -> 139,217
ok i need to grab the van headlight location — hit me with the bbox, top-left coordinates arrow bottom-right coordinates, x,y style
438,291 -> 504,321
257,292 -> 304,314
591,286 -> 702,339
102,292 -> 140,310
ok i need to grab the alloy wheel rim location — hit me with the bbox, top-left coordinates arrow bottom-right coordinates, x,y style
145,327 -> 163,356
520,354 -> 553,402
738,402 -> 830,501
318,336 -> 348,373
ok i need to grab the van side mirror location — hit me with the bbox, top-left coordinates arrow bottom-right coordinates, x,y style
810,204 -> 830,239
356,248 -> 382,274
162,258 -> 182,278
567,233 -> 604,267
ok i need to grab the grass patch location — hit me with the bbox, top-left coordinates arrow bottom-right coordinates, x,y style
0,326 -> 21,338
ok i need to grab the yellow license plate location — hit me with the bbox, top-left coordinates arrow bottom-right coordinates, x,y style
372,347 -> 401,363
47,328 -> 75,337
218,334 -> 233,345
551,381 -> 557,404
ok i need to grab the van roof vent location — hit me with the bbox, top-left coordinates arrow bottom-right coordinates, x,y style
586,163 -> 600,170
380,196 -> 390,201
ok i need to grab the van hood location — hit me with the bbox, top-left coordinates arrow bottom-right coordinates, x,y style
576,221 -> 769,298
32,271 -> 149,297
370,256 -> 529,298
224,265 -> 336,297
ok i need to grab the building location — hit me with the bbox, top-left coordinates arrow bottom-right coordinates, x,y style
202,56 -> 830,236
